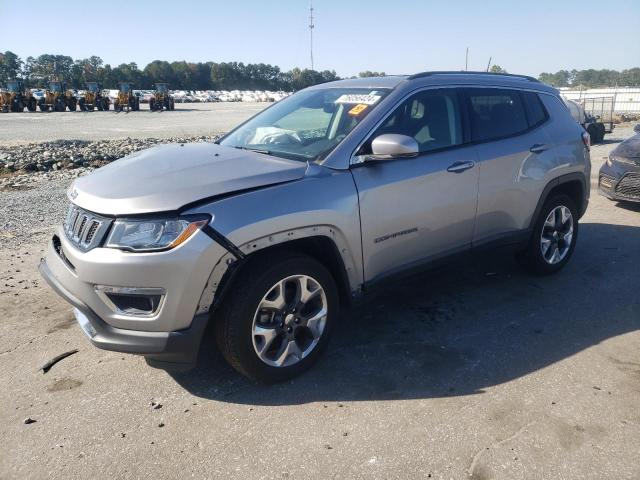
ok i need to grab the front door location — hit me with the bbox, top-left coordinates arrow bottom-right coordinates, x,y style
351,88 -> 479,282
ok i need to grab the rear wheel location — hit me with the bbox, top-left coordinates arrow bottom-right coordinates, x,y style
68,99 -> 77,112
520,194 -> 579,275
27,98 -> 36,112
214,252 -> 338,383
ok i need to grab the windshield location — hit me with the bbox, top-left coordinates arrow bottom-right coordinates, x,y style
50,83 -> 62,93
87,83 -> 99,92
220,87 -> 390,162
120,84 -> 131,92
157,84 -> 168,93
7,82 -> 19,92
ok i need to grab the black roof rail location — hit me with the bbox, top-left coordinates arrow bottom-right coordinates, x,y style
407,71 -> 540,83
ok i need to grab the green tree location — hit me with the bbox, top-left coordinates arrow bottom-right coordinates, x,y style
144,60 -> 176,88
359,71 -> 386,77
489,65 -> 507,74
0,51 -> 23,84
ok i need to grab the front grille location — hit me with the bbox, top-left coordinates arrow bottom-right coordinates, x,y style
615,173 -> 640,200
63,204 -> 112,251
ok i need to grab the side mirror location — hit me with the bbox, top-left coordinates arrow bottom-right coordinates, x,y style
369,134 -> 419,160
634,124 -> 640,134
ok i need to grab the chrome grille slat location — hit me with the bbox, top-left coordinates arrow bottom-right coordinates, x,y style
615,173 -> 640,199
63,204 -> 112,252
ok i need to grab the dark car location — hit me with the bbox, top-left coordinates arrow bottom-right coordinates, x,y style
599,124 -> 640,203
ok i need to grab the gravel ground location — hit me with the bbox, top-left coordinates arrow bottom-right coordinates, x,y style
0,102 -> 265,145
0,123 -> 638,479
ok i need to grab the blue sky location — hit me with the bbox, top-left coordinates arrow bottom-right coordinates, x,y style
1,0 -> 638,77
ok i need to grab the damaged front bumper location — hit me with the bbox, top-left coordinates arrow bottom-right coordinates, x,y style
39,258 -> 209,370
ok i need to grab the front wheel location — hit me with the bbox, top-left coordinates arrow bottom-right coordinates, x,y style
520,194 -> 579,275
214,253 -> 338,383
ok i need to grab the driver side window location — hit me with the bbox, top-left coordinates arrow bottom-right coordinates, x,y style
370,89 -> 463,154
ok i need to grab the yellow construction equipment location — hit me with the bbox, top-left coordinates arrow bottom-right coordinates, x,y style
113,82 -> 140,112
38,81 -> 78,112
149,83 -> 175,111
79,82 -> 110,111
0,80 -> 37,112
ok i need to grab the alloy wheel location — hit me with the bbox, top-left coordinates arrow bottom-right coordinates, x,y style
540,205 -> 574,264
251,274 -> 328,367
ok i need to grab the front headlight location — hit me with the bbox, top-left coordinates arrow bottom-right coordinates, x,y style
105,215 -> 210,252
608,154 -> 636,166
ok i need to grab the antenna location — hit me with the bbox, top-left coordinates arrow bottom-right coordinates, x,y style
486,57 -> 492,72
309,1 -> 315,70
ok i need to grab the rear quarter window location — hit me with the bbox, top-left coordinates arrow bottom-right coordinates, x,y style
522,91 -> 548,127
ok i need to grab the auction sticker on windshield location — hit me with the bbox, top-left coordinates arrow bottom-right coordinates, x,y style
335,94 -> 381,105
348,104 -> 369,116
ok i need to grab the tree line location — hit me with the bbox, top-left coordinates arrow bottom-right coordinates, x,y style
538,68 -> 640,88
0,51 -> 339,91
2,51 -> 638,91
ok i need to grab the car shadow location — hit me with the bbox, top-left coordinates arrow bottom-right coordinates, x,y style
615,201 -> 640,213
170,222 -> 640,405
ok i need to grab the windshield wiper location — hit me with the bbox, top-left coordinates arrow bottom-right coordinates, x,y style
233,146 -> 271,155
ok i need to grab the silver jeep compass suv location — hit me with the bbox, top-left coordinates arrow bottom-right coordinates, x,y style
40,72 -> 591,382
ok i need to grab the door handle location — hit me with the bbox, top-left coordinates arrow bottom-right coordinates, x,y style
529,143 -> 549,153
447,161 -> 475,173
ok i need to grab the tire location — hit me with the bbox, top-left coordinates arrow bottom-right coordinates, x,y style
597,124 -> 606,143
587,124 -> 598,144
38,102 -> 47,112
68,100 -> 77,112
79,99 -> 87,111
520,194 -> 579,275
27,98 -> 36,112
214,252 -> 339,383
103,99 -> 110,111
149,98 -> 155,111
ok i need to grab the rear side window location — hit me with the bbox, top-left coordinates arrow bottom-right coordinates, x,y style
522,92 -> 547,127
466,88 -> 528,142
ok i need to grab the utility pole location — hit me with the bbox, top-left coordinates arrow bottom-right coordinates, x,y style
309,1 -> 315,71
486,57 -> 492,72
465,47 -> 469,71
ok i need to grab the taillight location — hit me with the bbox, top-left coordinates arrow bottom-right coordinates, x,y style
582,131 -> 590,149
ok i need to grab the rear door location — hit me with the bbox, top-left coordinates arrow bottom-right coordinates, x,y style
351,88 -> 479,282
463,88 -> 556,244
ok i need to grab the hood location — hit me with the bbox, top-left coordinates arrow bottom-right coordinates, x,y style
611,133 -> 640,162
70,142 -> 308,215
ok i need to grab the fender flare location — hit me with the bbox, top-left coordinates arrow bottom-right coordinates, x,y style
527,172 -> 588,231
196,225 -> 360,315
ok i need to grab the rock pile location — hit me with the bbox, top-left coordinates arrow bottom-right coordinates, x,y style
0,134 -> 222,174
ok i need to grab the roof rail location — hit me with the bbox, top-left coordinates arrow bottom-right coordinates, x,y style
407,71 -> 540,83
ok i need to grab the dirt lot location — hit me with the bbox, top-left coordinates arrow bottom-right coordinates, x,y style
0,117 -> 639,479
0,102 -> 266,145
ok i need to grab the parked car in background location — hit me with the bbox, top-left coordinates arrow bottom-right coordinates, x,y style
563,98 -> 607,144
40,72 -> 590,382
599,124 -> 640,203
